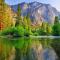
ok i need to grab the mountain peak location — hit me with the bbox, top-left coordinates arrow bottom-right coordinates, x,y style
30,1 -> 40,3
11,2 -> 60,24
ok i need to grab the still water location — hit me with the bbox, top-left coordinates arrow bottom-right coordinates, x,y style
0,37 -> 60,60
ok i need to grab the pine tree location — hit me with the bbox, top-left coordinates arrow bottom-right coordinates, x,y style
54,16 -> 59,24
46,23 -> 51,35
15,4 -> 22,26
26,14 -> 32,34
23,16 -> 28,29
38,22 -> 47,35
52,16 -> 60,36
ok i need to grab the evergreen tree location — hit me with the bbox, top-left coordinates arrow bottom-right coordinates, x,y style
52,16 -> 60,36
15,4 -> 22,26
54,16 -> 59,24
23,16 -> 28,29
46,23 -> 51,35
38,22 -> 47,35
26,14 -> 31,33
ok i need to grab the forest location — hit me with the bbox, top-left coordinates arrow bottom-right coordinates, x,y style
0,0 -> 60,37
0,0 -> 60,60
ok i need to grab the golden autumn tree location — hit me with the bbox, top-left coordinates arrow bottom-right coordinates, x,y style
0,0 -> 16,31
3,4 -> 16,28
0,0 -> 5,30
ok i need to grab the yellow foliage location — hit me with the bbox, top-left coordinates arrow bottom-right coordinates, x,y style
0,3 -> 16,30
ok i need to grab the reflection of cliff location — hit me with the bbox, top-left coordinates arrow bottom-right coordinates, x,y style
15,44 -> 57,60
0,38 -> 58,60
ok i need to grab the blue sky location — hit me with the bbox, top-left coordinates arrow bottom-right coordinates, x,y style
5,0 -> 60,11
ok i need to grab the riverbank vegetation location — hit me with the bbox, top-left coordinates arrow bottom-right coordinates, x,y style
0,3 -> 60,37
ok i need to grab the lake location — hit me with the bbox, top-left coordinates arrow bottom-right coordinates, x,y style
0,37 -> 60,60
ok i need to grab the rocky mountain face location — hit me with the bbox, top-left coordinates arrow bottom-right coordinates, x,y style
10,2 -> 60,25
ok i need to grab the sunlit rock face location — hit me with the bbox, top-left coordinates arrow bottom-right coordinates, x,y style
11,2 -> 60,25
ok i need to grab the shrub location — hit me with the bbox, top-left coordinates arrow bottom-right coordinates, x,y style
1,26 -> 25,37
52,23 -> 60,36
24,29 -> 30,37
16,26 -> 24,37
33,32 -> 39,36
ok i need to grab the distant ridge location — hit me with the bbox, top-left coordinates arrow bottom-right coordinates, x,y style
10,1 -> 60,24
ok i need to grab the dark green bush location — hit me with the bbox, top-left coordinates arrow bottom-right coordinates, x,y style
52,23 -> 60,36
1,26 -> 24,37
24,29 -> 30,37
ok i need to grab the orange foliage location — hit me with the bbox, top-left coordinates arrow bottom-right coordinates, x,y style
0,22 -> 4,30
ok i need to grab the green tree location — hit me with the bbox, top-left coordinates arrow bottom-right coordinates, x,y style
1,26 -> 24,37
23,16 -> 28,29
54,16 -> 59,24
37,22 -> 47,35
26,14 -> 32,34
46,23 -> 52,35
15,4 -> 22,26
23,14 -> 32,36
52,24 -> 60,36
52,16 -> 60,36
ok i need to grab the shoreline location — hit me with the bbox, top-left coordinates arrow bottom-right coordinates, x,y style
0,35 -> 60,39
30,36 -> 60,39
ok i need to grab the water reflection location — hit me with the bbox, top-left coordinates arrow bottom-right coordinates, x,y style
0,37 -> 60,60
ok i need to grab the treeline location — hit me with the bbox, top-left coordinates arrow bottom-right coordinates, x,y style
0,4 -> 60,37
33,16 -> 60,36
